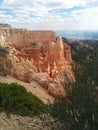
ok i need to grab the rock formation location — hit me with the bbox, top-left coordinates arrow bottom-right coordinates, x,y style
0,24 -> 74,97
0,24 -> 12,29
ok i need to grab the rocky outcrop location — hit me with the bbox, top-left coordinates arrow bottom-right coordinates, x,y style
0,25 -> 74,97
31,72 -> 66,97
32,73 -> 51,89
13,37 -> 72,78
11,61 -> 35,83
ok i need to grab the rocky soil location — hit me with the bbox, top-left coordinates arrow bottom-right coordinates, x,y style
0,112 -> 62,130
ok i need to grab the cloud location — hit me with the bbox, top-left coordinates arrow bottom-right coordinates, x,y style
0,0 -> 98,30
1,0 -> 97,10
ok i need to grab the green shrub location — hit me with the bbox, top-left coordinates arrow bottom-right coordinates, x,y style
0,82 -> 46,117
49,77 -> 98,130
49,44 -> 98,130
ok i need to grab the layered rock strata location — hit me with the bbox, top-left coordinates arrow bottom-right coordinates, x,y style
0,24 -> 73,97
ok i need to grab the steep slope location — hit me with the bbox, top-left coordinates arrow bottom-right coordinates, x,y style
0,76 -> 54,104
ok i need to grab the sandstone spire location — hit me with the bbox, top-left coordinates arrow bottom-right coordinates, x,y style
56,37 -> 64,50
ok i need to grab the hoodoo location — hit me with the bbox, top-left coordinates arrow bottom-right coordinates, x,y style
0,24 -> 73,96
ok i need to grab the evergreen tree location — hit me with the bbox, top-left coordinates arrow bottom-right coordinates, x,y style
49,44 -> 98,130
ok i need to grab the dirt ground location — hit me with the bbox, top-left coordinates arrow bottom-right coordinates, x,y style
0,76 -> 54,104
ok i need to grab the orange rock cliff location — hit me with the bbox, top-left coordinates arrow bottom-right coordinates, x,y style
0,24 -> 73,97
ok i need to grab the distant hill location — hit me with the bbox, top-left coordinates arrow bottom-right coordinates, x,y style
56,30 -> 98,40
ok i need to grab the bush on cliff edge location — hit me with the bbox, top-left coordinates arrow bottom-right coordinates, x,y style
0,82 -> 46,117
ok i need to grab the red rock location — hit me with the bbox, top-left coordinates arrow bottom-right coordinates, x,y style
0,27 -> 74,97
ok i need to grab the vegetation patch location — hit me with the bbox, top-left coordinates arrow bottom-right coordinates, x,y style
0,82 -> 47,117
49,42 -> 98,130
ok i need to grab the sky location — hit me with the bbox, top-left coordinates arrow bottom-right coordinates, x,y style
0,0 -> 98,31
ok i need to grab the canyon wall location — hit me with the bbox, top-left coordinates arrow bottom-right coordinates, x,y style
0,25 -> 56,46
0,24 -> 73,97
9,29 -> 56,46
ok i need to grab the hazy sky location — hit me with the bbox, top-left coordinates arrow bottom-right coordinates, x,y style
0,0 -> 98,30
